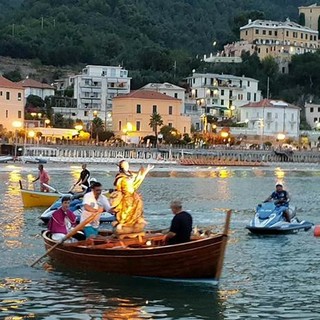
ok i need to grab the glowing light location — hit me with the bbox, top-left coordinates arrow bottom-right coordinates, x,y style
277,133 -> 286,141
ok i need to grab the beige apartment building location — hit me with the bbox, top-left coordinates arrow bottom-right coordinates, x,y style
299,3 -> 320,32
0,76 -> 24,131
112,90 -> 191,142
240,19 -> 319,60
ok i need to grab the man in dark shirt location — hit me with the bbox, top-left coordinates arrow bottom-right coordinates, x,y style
74,164 -> 90,190
265,184 -> 291,222
165,200 -> 192,245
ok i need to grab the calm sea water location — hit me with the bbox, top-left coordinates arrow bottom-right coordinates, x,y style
1,162 -> 320,319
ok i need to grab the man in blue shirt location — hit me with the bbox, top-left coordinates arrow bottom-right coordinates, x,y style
165,200 -> 193,245
265,184 -> 291,222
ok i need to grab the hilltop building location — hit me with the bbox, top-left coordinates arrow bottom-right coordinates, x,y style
239,99 -> 300,138
299,3 -> 320,33
0,76 -> 24,131
219,18 -> 318,73
112,90 -> 191,142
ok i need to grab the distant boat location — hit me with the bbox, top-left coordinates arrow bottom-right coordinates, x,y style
19,180 -> 63,207
0,155 -> 13,163
41,210 -> 231,280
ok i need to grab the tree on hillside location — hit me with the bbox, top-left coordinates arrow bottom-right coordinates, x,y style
149,112 -> 163,145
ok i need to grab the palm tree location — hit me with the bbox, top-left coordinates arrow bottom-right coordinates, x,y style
92,117 -> 104,142
149,112 -> 163,146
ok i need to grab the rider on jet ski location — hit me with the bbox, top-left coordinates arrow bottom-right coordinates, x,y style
264,184 -> 291,222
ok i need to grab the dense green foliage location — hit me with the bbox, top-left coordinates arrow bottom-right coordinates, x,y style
0,0 -> 319,102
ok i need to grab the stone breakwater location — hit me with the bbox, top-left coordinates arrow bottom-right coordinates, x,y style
20,145 -> 320,164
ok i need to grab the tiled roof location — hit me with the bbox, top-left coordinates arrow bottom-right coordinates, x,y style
0,76 -> 23,89
17,78 -> 53,89
241,99 -> 299,109
113,90 -> 181,101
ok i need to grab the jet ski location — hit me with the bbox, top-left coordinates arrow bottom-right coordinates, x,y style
246,202 -> 313,235
40,195 -> 115,224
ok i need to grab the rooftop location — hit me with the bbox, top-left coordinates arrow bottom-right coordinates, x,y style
17,78 -> 53,89
241,99 -> 300,109
0,76 -> 23,89
113,90 -> 181,101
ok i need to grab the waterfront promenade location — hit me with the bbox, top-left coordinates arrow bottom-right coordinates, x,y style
19,144 -> 320,164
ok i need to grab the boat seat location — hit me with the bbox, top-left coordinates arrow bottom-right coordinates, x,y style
117,232 -> 146,243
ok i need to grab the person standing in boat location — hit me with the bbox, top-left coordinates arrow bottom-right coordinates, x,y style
111,160 -> 154,234
74,164 -> 90,191
81,181 -> 112,238
264,184 -> 291,222
164,200 -> 193,245
47,196 -> 77,241
32,164 -> 50,192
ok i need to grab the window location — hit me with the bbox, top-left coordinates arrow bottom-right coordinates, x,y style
0,91 -> 2,96
220,89 -> 224,95
136,121 -> 141,131
168,123 -> 172,127
310,107 -> 314,112
247,81 -> 250,87
118,121 -> 122,131
18,93 -> 22,101
6,92 -> 10,100
314,117 -> 318,122
286,31 -> 289,37
254,93 -> 257,102
18,111 -> 22,118
275,31 -> 278,36
301,33 -> 304,39
153,105 -> 157,113
184,126 -> 186,133
221,99 -> 224,105
318,107 -> 320,112
174,93 -> 178,98
269,30 -> 272,36
136,104 -> 141,113
247,92 -> 251,100
262,30 -> 266,35
169,106 -> 173,115
255,29 -> 259,35
84,111 -> 88,116
267,112 -> 272,120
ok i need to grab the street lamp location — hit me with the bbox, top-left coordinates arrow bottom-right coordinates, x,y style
44,119 -> 50,127
12,120 -> 22,158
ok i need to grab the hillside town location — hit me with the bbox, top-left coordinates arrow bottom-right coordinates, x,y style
1,3 -> 320,153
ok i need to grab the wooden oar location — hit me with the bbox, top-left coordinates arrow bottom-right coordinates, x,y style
42,183 -> 59,193
30,211 -> 100,267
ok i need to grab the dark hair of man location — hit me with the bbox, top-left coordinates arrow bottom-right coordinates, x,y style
92,182 -> 102,189
61,196 -> 71,203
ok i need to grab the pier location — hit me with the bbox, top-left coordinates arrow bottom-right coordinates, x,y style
16,144 -> 320,164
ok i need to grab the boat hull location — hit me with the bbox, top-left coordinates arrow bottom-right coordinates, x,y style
21,189 -> 60,207
43,232 -> 227,279
246,222 -> 313,235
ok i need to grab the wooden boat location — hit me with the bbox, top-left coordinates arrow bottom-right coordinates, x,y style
41,210 -> 231,280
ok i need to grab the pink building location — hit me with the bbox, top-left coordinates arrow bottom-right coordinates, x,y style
0,76 -> 24,131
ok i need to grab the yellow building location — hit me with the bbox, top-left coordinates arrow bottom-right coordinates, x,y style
240,19 -> 319,61
112,90 -> 191,141
0,76 -> 24,131
299,3 -> 320,32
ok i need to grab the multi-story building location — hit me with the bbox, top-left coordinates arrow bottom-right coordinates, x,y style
239,19 -> 319,73
239,99 -> 300,138
0,76 -> 24,131
112,90 -> 191,142
55,65 -> 131,130
299,3 -> 320,32
17,78 -> 55,100
185,73 -> 262,129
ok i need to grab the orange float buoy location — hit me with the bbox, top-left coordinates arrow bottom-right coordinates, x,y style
314,225 -> 320,237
